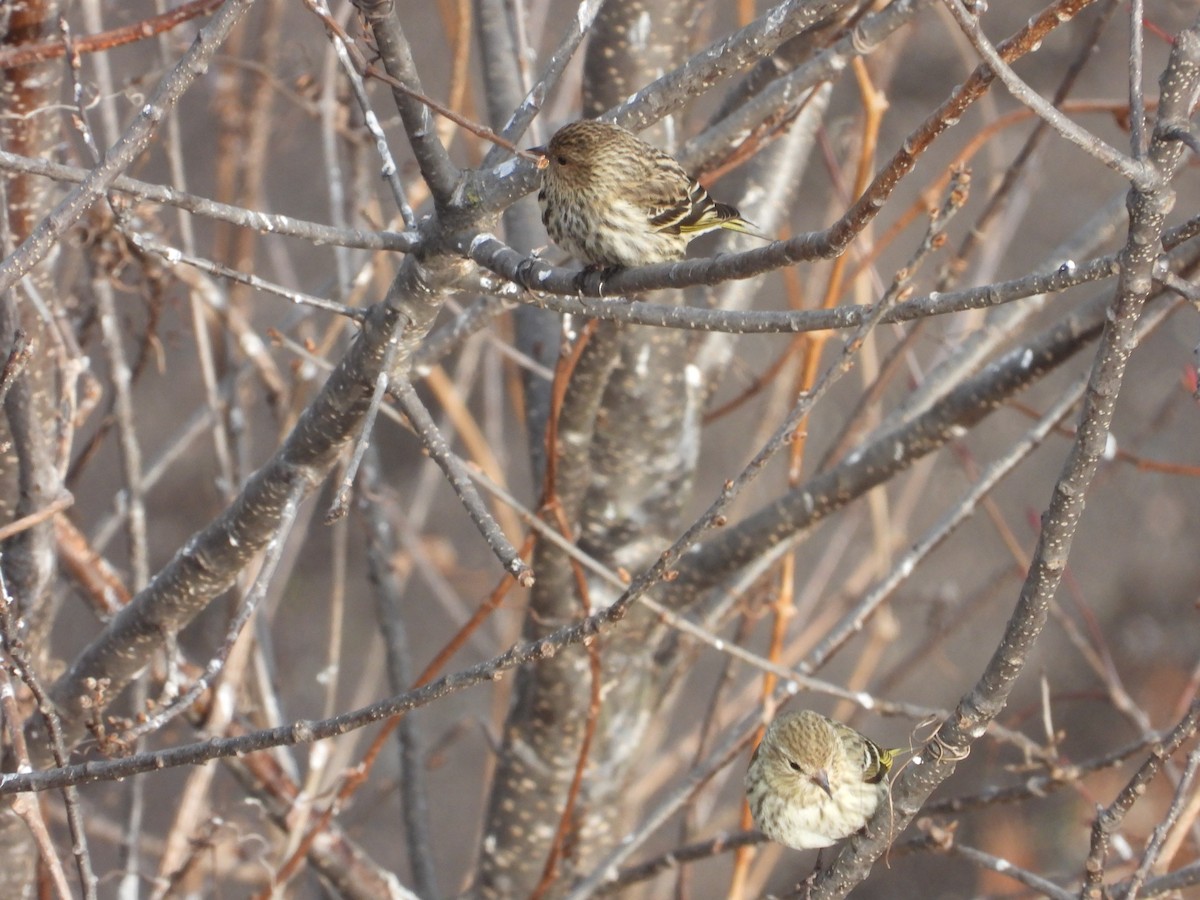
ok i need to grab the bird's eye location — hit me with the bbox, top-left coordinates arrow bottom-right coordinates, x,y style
788,760 -> 802,772
556,155 -> 569,166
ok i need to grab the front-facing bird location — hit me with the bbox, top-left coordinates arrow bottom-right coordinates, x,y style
745,709 -> 896,850
535,119 -> 765,268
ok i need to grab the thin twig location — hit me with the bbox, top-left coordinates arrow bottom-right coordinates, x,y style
0,673 -> 74,899
940,0 -> 1152,187
302,0 -> 418,228
121,485 -> 306,742
0,494 -> 74,543
1083,699 -> 1200,897
0,150 -> 417,252
0,569 -> 98,899
1124,746 -> 1200,899
596,831 -> 766,895
131,233 -> 367,321
944,841 -> 1075,900
1129,0 -> 1146,159
0,0 -> 258,294
326,323 -> 404,521
804,372 -> 1088,675
390,380 -> 534,586
359,447 -> 442,898
0,0 -> 224,69
95,279 -> 149,591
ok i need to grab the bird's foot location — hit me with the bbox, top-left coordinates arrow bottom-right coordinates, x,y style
574,264 -> 622,297
801,849 -> 826,899
514,256 -> 542,292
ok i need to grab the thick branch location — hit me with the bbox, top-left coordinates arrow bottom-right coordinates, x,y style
352,0 -> 461,206
43,303 -> 404,752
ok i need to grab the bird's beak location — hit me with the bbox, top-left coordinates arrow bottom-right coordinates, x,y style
812,769 -> 834,800
528,145 -> 549,170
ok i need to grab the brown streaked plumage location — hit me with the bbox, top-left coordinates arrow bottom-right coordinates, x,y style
745,709 -> 897,850
534,119 -> 766,267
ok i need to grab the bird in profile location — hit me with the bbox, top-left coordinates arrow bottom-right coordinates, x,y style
533,119 -> 768,268
745,709 -> 898,850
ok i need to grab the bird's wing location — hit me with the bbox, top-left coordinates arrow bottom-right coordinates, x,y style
634,151 -> 711,234
638,149 -> 770,239
833,722 -> 894,785
645,156 -> 770,240
647,178 -> 729,234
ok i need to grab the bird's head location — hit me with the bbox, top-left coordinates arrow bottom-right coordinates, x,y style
761,710 -> 839,797
531,120 -> 628,189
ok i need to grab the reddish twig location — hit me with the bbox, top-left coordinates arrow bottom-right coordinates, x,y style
0,0 -> 224,69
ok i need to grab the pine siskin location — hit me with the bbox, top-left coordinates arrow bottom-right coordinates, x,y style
745,709 -> 896,850
533,119 -> 766,268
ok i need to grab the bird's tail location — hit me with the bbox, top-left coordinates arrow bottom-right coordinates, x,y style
718,216 -> 774,243
709,200 -> 773,242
